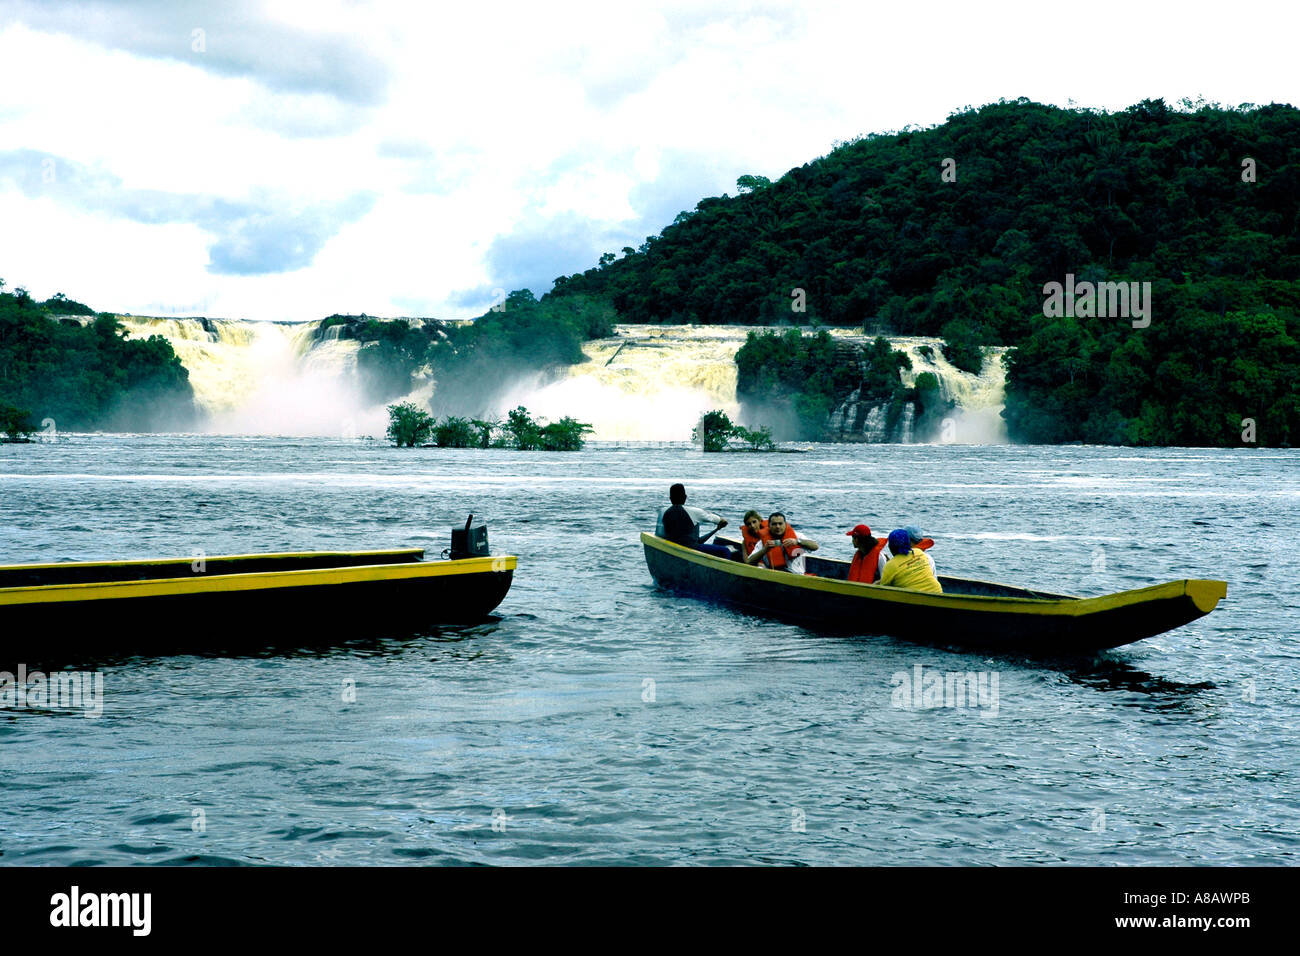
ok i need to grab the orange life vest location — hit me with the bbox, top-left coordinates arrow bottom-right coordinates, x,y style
758,525 -> 800,569
848,537 -> 887,583
742,519 -> 796,556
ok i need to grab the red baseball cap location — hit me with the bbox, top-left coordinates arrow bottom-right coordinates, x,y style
845,524 -> 872,537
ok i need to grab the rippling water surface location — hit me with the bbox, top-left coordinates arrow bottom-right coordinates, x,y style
1,436 -> 1297,865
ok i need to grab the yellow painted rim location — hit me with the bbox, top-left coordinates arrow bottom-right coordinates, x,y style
0,556 -> 516,607
0,547 -> 427,574
642,533 -> 1224,618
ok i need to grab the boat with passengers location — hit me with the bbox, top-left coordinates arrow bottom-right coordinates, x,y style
642,531 -> 1225,654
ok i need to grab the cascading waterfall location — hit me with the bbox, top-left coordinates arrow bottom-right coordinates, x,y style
100,317 -> 1008,441
898,402 -> 916,444
826,335 -> 1009,444
861,404 -> 888,442
112,315 -> 428,436
499,326 -> 742,442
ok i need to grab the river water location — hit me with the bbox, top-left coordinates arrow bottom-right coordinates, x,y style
1,436 -> 1297,865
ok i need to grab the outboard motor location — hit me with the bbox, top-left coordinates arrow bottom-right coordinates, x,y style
450,514 -> 490,559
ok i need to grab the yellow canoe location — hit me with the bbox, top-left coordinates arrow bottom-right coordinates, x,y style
0,548 -> 515,655
643,533 -> 1224,653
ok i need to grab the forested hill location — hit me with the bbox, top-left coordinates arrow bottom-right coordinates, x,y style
0,284 -> 197,433
552,98 -> 1299,337
548,98 -> 1300,445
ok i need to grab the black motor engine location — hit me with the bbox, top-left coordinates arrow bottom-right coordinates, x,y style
450,514 -> 490,559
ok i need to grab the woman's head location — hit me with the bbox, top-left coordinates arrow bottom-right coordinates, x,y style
743,510 -> 763,534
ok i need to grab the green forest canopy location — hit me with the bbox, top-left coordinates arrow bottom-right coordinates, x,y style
0,281 -> 197,431
541,98 -> 1300,445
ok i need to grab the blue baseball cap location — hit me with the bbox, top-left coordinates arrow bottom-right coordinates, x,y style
888,529 -> 912,554
903,525 -> 926,543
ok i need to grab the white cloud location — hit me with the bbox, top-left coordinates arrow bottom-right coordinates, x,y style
0,0 -> 1296,320
0,192 -> 217,313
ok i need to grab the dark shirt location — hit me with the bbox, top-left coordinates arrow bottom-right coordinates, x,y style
661,504 -> 698,546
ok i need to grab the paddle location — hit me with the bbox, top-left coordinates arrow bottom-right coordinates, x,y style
697,521 -> 727,545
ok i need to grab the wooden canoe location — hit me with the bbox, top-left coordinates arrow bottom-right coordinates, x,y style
642,533 -> 1224,654
0,547 -> 515,656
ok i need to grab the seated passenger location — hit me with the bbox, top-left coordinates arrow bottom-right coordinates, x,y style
740,510 -> 766,560
658,483 -> 732,559
879,529 -> 943,593
845,523 -> 888,583
746,512 -> 819,574
903,524 -> 937,576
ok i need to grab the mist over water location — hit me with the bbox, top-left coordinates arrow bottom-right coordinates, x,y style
1,437 -> 1296,865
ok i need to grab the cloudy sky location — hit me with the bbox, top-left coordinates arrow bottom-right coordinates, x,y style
0,0 -> 1295,321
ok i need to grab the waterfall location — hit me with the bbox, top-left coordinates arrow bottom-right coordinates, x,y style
900,337 -> 1008,443
825,387 -> 859,435
89,316 -> 1008,441
110,315 -> 427,436
861,405 -> 888,442
827,335 -> 1009,444
898,402 -> 915,444
498,326 -> 743,442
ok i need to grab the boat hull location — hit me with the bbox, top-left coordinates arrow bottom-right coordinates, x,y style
0,550 -> 515,660
642,533 -> 1224,654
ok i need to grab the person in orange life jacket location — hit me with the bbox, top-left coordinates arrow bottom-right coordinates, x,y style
740,510 -> 767,559
746,512 -> 819,573
845,524 -> 888,583
741,509 -> 801,564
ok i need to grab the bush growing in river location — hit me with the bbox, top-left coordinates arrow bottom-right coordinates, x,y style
0,401 -> 34,441
388,405 -> 592,450
469,419 -> 498,448
734,424 -> 775,451
692,409 -> 734,452
499,406 -> 593,451
386,401 -> 434,447
503,406 -> 544,450
431,416 -> 478,448
693,409 -> 776,451
539,417 -> 594,451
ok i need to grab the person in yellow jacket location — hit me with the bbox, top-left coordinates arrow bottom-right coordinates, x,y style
879,529 -> 943,593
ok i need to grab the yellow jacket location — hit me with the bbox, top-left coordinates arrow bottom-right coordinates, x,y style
879,549 -> 943,593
